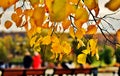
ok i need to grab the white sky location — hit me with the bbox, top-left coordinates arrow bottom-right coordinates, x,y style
0,0 -> 120,33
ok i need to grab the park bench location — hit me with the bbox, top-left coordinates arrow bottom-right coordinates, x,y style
0,68 -> 92,76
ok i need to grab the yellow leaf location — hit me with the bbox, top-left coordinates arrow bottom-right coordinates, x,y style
74,19 -> 83,28
59,53 -> 63,61
84,0 -> 98,10
29,0 -> 39,7
105,0 -> 120,11
75,28 -> 85,39
46,0 -> 67,22
66,3 -> 76,16
4,20 -> 12,29
61,41 -> 71,54
24,9 -> 33,17
32,6 -> 45,27
51,35 -> 60,43
77,39 -> 85,49
30,35 -> 37,47
86,25 -> 97,35
116,29 -> 120,43
36,27 -> 41,34
62,19 -> 71,30
77,54 -> 87,64
69,27 -> 75,38
27,19 -> 37,38
75,7 -> 89,23
51,43 -> 62,53
89,39 -> 97,50
42,35 -> 51,45
82,49 -> 90,54
69,0 -> 78,4
0,0 -> 18,10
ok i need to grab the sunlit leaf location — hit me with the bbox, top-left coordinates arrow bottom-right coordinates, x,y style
30,35 -> 37,47
116,29 -> 120,43
62,19 -> 71,30
32,6 -> 45,27
11,13 -> 22,27
46,0 -> 67,22
4,20 -> 12,29
42,35 -> 51,45
82,49 -> 90,54
93,4 -> 99,17
105,0 -> 120,11
75,28 -> 85,39
69,26 -> 75,38
74,19 -> 83,28
29,0 -> 39,7
11,13 -> 19,22
61,41 -> 71,54
66,3 -> 76,16
36,27 -> 41,34
24,9 -> 33,17
59,53 -> 63,61
51,35 -> 60,43
77,39 -> 85,49
0,0 -> 18,10
77,54 -> 87,64
86,25 -> 97,34
69,0 -> 78,4
75,7 -> 89,23
84,0 -> 98,10
15,7 -> 22,16
51,43 -> 62,53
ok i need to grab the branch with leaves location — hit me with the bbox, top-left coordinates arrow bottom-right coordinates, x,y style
0,0 -> 120,64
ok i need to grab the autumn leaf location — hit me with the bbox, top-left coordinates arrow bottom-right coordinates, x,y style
62,19 -> 71,30
51,43 -> 62,53
84,0 -> 98,10
51,35 -> 60,43
77,54 -> 87,64
82,49 -> 90,54
4,20 -> 13,29
61,41 -> 71,54
15,7 -> 22,16
11,13 -> 22,27
77,39 -> 85,49
116,29 -> 120,43
29,0 -> 39,7
93,4 -> 99,17
75,7 -> 89,23
0,0 -> 18,10
69,26 -> 75,38
86,25 -> 97,35
42,35 -> 51,45
24,9 -> 33,17
75,28 -> 85,39
74,19 -> 83,28
30,35 -> 37,47
46,0 -> 67,22
105,0 -> 120,11
32,6 -> 45,27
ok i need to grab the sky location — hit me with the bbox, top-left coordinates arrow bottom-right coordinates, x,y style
0,0 -> 120,33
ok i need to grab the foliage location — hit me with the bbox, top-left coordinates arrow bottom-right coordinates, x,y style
102,45 -> 114,65
115,47 -> 120,63
0,0 -> 120,64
